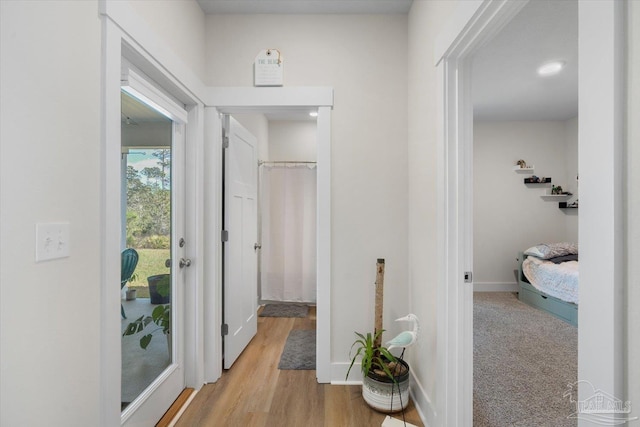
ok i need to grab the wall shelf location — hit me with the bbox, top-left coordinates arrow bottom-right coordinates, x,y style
559,202 -> 579,209
541,194 -> 572,201
524,177 -> 551,184
513,166 -> 535,173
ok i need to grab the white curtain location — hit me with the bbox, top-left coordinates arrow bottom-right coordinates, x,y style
260,164 -> 317,302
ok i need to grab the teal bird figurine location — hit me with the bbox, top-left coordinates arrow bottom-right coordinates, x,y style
386,314 -> 419,353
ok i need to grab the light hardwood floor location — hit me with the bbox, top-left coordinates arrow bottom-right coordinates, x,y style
174,306 -> 424,427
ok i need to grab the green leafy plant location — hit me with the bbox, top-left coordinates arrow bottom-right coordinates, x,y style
122,304 -> 170,349
346,329 -> 398,381
123,278 -> 170,349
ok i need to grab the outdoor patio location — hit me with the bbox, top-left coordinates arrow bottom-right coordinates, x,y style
121,297 -> 171,406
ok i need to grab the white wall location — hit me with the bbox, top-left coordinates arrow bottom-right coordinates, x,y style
1,1 -> 208,425
205,14 -> 409,367
473,120 -> 579,287
0,1 -> 102,425
563,117 -> 579,240
267,120 -> 317,162
126,0 -> 207,82
626,0 -> 640,417
407,0 -> 458,422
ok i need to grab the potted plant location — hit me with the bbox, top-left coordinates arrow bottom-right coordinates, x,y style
148,274 -> 170,304
122,304 -> 171,354
346,329 -> 410,413
123,278 -> 171,354
125,272 -> 139,301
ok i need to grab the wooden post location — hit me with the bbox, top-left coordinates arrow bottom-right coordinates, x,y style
374,258 -> 385,349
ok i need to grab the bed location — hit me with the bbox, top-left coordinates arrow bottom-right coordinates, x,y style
517,243 -> 579,327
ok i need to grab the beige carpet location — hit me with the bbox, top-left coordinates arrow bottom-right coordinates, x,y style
474,292 -> 577,426
121,298 -> 171,406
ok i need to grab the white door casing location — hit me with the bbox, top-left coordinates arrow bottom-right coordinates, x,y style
204,88 -> 333,384
435,1 -> 624,426
223,116 -> 258,369
120,65 -> 189,427
102,10 -> 205,425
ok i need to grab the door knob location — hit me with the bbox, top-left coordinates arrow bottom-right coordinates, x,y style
179,258 -> 192,268
165,259 -> 171,268
254,243 -> 262,251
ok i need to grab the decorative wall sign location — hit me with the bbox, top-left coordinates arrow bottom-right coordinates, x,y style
254,49 -> 283,87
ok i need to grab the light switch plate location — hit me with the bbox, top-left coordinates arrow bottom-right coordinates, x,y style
36,222 -> 70,262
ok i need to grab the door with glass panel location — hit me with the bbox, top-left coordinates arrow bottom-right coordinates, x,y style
120,85 -> 188,425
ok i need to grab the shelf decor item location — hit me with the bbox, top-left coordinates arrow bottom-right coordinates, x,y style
524,176 -> 551,184
551,185 -> 563,195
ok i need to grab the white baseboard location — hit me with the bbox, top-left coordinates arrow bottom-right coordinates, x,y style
409,369 -> 434,427
473,282 -> 519,292
331,361 -> 362,385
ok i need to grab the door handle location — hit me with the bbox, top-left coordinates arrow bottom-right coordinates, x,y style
179,258 -> 192,268
254,243 -> 262,251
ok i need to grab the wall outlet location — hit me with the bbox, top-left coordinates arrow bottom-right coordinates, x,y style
35,222 -> 70,262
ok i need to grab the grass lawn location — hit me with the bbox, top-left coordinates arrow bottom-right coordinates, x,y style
127,248 -> 170,298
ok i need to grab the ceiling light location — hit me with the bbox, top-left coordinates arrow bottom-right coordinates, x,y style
537,61 -> 565,77
309,111 -> 318,117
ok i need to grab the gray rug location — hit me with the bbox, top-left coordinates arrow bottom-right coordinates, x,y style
278,329 -> 316,370
474,292 -> 577,427
260,303 -> 308,318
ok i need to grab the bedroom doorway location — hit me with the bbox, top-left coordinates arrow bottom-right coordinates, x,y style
436,0 -> 624,424
470,1 -> 579,424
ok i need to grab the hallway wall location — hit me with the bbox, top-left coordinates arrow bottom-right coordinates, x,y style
127,0 -> 207,83
268,120 -> 317,162
0,1 -> 208,425
407,0 -> 459,422
0,2 -> 102,425
205,14 -> 410,365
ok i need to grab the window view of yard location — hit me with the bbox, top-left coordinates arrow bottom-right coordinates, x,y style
127,249 -> 170,297
126,148 -> 171,297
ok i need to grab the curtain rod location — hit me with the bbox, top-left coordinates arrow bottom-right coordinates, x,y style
259,160 -> 317,165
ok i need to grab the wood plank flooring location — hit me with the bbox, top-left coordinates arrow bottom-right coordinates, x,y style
174,306 -> 424,427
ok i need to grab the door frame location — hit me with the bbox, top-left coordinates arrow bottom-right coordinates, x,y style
203,87 -> 333,383
101,11 -> 205,426
435,0 -> 625,425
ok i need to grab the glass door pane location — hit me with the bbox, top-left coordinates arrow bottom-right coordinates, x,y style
120,91 -> 173,410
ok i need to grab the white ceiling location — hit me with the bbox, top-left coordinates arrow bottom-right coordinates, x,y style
472,0 -> 578,121
196,0 -> 413,15
121,92 -> 171,125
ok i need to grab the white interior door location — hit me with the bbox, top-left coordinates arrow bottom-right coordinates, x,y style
223,116 -> 258,369
120,67 -> 189,426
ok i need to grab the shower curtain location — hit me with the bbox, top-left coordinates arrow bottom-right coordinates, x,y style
260,164 -> 317,303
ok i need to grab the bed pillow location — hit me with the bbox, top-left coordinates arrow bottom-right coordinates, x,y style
524,242 -> 578,260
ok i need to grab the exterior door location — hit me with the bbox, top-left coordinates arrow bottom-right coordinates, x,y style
120,72 -> 189,426
223,116 -> 258,369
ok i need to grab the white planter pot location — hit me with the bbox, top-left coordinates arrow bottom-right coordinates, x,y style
362,360 -> 410,413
